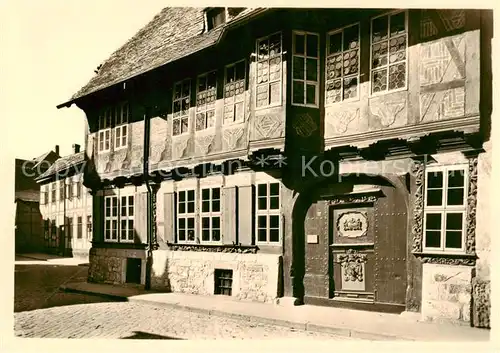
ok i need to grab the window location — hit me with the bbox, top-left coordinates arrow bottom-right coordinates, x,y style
200,187 -> 221,242
43,219 -> 49,239
370,11 -> 408,94
256,32 -> 282,108
326,23 -> 360,104
67,216 -> 73,240
256,182 -> 281,244
196,71 -> 217,131
173,79 -> 191,136
76,180 -> 82,198
424,165 -> 467,252
59,181 -> 64,201
104,195 -> 134,243
177,189 -> 196,242
224,60 -> 246,124
87,215 -> 93,239
77,216 -> 83,239
292,31 -> 319,106
207,7 -> 226,30
66,181 -> 73,199
41,186 -> 48,205
51,183 -> 56,203
114,103 -> 129,149
98,108 -> 112,152
214,269 -> 233,296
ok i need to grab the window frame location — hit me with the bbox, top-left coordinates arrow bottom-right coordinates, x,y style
369,10 -> 409,97
172,79 -> 192,136
325,22 -> 361,106
199,186 -> 222,243
77,216 -> 83,239
104,195 -> 119,243
114,102 -> 129,151
195,70 -> 218,132
51,183 -> 56,204
98,107 -> 112,153
223,59 -> 247,125
292,30 -> 320,108
119,195 -> 135,243
255,31 -> 283,110
176,188 -> 197,243
255,182 -> 282,245
423,164 -> 468,254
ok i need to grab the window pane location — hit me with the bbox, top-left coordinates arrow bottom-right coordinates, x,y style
187,230 -> 195,241
258,229 -> 267,242
294,33 -> 305,54
269,33 -> 281,55
258,184 -> 267,197
179,218 -> 185,229
128,220 -> 134,240
427,171 -> 443,188
426,190 -> 443,206
212,200 -> 220,212
187,217 -> 195,229
202,217 -> 210,229
235,61 -> 245,81
226,65 -> 235,83
212,230 -> 221,241
212,188 -> 220,200
179,203 -> 186,214
344,25 -> 359,50
179,230 -> 186,241
390,12 -> 406,36
306,34 -> 318,57
212,217 -> 220,229
448,170 -> 465,187
306,84 -> 316,105
306,58 -> 318,80
258,215 -> 267,228
270,215 -> 280,228
426,213 -> 442,230
293,81 -> 305,104
446,213 -> 463,231
187,201 -> 195,213
202,229 -> 210,241
179,191 -> 186,202
202,188 -> 210,200
447,188 -> 465,206
425,230 -> 441,248
129,196 -> 134,216
372,15 -> 388,42
270,183 -> 279,196
188,190 -> 195,201
329,32 -> 342,54
270,229 -> 280,242
270,196 -> 279,210
445,231 -> 462,249
202,200 -> 210,213
258,197 -> 267,210
293,57 -> 304,80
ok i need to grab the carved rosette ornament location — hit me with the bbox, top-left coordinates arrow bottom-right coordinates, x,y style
466,156 -> 478,254
328,195 -> 378,206
411,160 -> 425,253
337,249 -> 367,282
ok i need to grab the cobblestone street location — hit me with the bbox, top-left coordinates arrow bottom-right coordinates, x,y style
14,257 -> 348,340
15,302 -> 349,339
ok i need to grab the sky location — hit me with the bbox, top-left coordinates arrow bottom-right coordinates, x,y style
1,0 -> 171,160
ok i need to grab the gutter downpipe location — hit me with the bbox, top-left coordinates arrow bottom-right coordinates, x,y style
143,107 -> 153,290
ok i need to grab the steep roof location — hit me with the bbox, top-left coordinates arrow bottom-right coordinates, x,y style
36,151 -> 85,182
58,7 -> 265,107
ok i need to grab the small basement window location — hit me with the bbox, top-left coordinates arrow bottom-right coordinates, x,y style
207,7 -> 226,31
214,269 -> 233,296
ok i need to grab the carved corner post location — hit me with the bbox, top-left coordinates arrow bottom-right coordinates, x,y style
410,159 -> 425,254
465,154 -> 478,256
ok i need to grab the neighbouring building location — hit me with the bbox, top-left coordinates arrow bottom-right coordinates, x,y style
15,146 -> 60,253
57,8 -> 492,328
36,144 -> 93,260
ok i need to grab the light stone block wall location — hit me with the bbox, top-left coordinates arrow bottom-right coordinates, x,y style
151,250 -> 281,303
88,248 -> 147,285
421,263 -> 472,324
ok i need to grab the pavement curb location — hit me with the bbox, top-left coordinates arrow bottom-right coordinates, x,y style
59,284 -> 128,301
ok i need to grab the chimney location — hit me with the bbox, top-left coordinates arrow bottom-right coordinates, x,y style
54,145 -> 60,156
73,144 -> 81,154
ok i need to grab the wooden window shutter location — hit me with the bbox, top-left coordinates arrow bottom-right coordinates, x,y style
163,192 -> 175,243
135,192 -> 149,244
222,186 -> 237,245
92,193 -> 104,242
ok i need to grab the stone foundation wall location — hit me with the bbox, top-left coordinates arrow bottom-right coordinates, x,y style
88,247 -> 146,285
471,277 -> 490,328
151,250 -> 281,303
421,264 -> 472,324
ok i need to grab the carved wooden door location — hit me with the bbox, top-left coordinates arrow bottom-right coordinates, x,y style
330,204 -> 376,302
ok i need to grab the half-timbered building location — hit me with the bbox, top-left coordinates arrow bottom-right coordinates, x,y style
57,7 -> 492,328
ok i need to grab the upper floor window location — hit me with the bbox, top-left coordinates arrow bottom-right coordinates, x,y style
370,11 -> 408,95
59,181 -> 64,201
292,31 -> 320,107
98,102 -> 129,152
172,79 -> 191,136
424,165 -> 467,253
196,71 -> 217,131
41,185 -> 48,205
256,32 -> 282,108
51,183 -> 56,203
104,195 -> 134,243
66,180 -> 73,199
114,103 -> 129,150
326,23 -> 360,104
207,7 -> 226,31
177,189 -> 196,242
224,60 -> 246,125
256,182 -> 281,244
77,216 -> 83,239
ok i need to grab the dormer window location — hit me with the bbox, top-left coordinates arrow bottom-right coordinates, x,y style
206,7 -> 226,31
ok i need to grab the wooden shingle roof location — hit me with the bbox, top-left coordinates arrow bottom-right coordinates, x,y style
58,7 -> 266,108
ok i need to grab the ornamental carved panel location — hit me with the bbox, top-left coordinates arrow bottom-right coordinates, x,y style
325,108 -> 361,137
420,9 -> 466,39
194,133 -> 215,156
172,135 -> 190,160
337,249 -> 367,284
222,127 -> 245,151
337,211 -> 368,238
292,113 -> 318,138
252,114 -> 284,140
369,94 -> 407,130
420,87 -> 465,122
